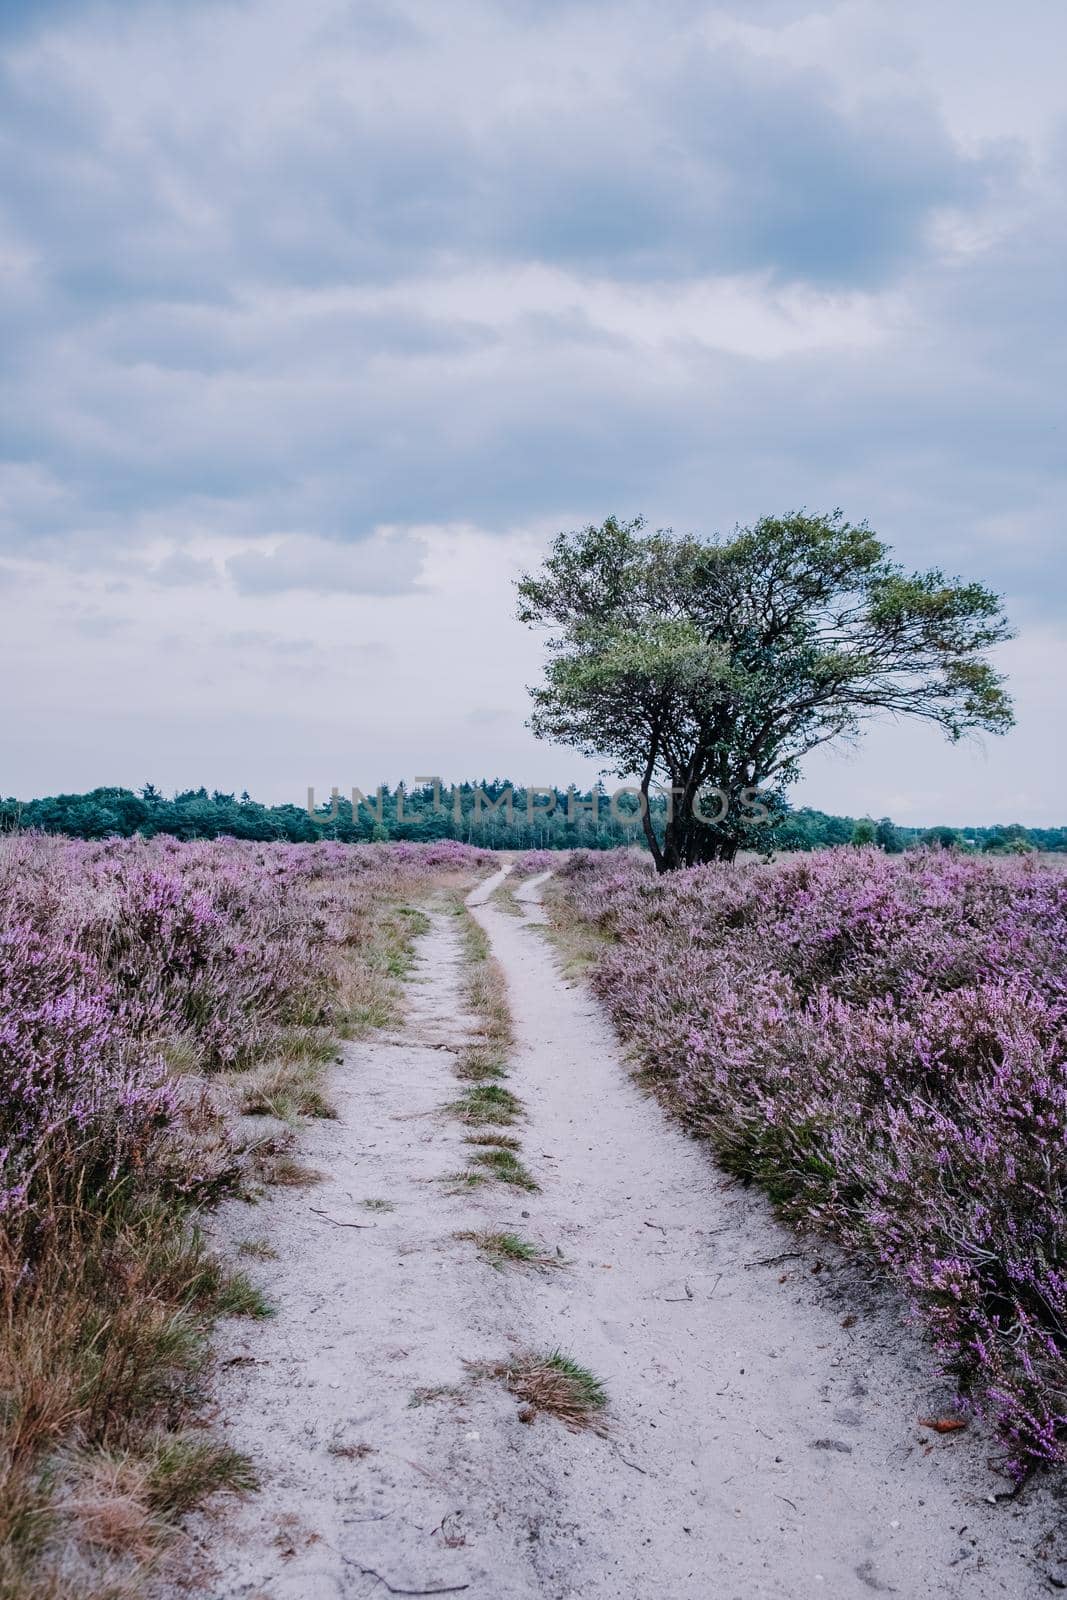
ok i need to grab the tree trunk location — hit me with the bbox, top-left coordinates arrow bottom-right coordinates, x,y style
637,761 -> 665,872
643,765 -> 745,873
659,809 -> 741,871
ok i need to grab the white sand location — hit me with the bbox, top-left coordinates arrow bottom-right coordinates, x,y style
167,867 -> 1059,1598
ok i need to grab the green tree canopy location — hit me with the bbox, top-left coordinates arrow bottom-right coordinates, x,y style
875,816 -> 905,853
517,512 -> 1014,869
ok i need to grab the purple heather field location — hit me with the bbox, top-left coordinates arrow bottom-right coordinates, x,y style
556,846 -> 1067,1476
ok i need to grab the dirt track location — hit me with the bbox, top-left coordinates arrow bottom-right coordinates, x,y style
170,866 -> 1056,1598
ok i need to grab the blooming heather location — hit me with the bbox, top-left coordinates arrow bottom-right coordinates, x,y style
0,835 -> 491,1235
0,919 -> 172,1220
514,849 -> 556,875
557,846 -> 1067,1476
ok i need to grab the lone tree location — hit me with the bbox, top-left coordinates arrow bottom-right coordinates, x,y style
516,512 -> 1013,870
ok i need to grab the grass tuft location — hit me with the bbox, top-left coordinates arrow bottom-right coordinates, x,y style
236,1237 -> 277,1261
239,1050 -> 337,1122
213,1270 -> 275,1320
0,1199 -> 261,1595
454,1046 -> 507,1082
445,1168 -> 489,1190
145,1433 -> 257,1518
455,1229 -> 559,1270
480,1350 -> 608,1429
407,1384 -> 463,1408
467,1148 -> 539,1190
339,904 -> 433,1035
262,1152 -> 323,1188
446,1083 -> 522,1125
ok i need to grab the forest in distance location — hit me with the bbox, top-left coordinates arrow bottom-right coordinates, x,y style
0,781 -> 1059,855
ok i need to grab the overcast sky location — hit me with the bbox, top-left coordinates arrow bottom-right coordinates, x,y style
1,0 -> 1064,823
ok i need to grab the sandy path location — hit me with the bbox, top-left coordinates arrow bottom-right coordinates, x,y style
466,870 -> 1059,1599
173,869 -> 1056,1599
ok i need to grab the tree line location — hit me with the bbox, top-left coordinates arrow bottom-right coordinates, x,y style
0,783 -> 1058,855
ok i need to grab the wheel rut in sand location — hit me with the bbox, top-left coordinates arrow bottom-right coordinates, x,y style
169,868 -> 1055,1600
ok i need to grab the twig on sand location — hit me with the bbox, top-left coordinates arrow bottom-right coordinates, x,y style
402,1456 -> 452,1489
609,1442 -> 649,1474
331,1548 -> 469,1595
743,1251 -> 802,1269
309,1206 -> 373,1228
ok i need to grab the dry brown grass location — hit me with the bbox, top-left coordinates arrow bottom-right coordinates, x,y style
465,959 -> 512,1048
453,1044 -> 508,1081
450,899 -> 513,1050
236,1237 -> 278,1261
62,1452 -> 163,1562
238,1050 -> 338,1123
0,1197 -> 260,1599
474,1351 -> 608,1430
259,1151 -> 324,1188
326,1439 -> 375,1461
335,903 -> 432,1036
407,1384 -> 464,1408
443,895 -> 543,1190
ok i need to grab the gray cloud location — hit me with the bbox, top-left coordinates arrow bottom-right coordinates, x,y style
226,534 -> 425,596
0,0 -> 1065,816
0,1 -> 1023,569
149,551 -> 221,587
0,9 -> 995,313
65,609 -> 127,638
